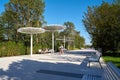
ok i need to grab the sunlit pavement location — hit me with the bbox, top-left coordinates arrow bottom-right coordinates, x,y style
0,50 -> 104,80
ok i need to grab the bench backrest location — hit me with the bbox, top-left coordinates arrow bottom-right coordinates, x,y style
90,51 -> 101,61
96,51 -> 102,57
102,62 -> 120,80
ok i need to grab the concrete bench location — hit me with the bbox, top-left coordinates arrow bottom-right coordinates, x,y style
102,62 -> 120,80
87,51 -> 102,68
79,58 -> 103,76
38,49 -> 53,54
82,62 -> 120,80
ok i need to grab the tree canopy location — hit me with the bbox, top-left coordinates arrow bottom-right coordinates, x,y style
1,0 -> 45,42
60,21 -> 85,50
0,0 -> 85,56
83,2 -> 120,54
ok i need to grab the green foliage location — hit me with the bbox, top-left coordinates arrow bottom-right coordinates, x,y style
74,34 -> 85,49
0,1 -> 85,57
103,56 -> 120,68
33,44 -> 42,54
113,0 -> 120,5
63,21 -> 75,36
83,2 -> 120,54
0,41 -> 44,56
60,21 -> 85,50
0,16 -> 5,41
0,41 -> 25,57
1,0 -> 45,42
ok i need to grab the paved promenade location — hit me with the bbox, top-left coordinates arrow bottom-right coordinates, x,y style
0,50 -> 104,80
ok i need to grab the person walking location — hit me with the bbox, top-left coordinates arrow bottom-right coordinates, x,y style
59,45 -> 64,54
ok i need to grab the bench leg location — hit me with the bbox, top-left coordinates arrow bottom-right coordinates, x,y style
89,61 -> 90,68
99,61 -> 102,68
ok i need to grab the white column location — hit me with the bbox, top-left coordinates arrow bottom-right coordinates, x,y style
30,34 -> 33,56
64,35 -> 65,48
52,32 -> 54,53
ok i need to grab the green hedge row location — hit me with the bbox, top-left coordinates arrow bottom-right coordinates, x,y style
0,41 -> 25,57
0,41 -> 42,57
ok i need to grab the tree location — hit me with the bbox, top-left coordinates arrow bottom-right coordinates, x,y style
82,2 -> 120,54
63,21 -> 75,36
2,0 -> 45,43
74,32 -> 85,49
113,0 -> 120,5
0,16 -> 4,41
60,21 -> 85,50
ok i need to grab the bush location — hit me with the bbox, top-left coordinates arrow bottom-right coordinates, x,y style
0,41 -> 25,57
33,44 -> 42,54
0,41 -> 47,57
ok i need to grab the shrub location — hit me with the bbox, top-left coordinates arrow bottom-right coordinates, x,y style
33,44 -> 42,54
0,41 -> 25,57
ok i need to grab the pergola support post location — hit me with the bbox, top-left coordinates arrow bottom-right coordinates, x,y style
30,34 -> 33,56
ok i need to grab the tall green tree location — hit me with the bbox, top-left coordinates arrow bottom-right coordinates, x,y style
74,32 -> 85,49
0,16 -> 4,41
83,2 -> 120,53
2,0 -> 45,43
114,0 -> 120,5
60,21 -> 85,49
63,21 -> 75,36
63,21 -> 75,49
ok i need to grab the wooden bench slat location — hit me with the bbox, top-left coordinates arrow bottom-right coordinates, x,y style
82,62 -> 120,80
82,74 -> 101,80
103,66 -> 117,80
102,62 -> 120,80
108,62 -> 120,78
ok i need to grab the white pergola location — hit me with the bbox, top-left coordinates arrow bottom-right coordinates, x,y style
17,27 -> 45,56
56,36 -> 74,48
43,24 -> 66,53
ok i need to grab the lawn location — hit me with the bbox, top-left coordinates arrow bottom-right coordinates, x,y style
102,56 -> 120,68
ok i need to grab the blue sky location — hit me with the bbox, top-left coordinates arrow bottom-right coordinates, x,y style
0,0 -> 112,45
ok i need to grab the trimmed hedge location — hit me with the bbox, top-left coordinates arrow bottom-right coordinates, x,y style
0,41 -> 26,57
0,41 -> 45,57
